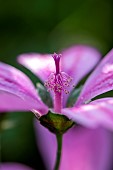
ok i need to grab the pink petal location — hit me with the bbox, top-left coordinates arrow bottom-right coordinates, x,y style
17,53 -> 55,83
61,45 -> 101,88
61,45 -> 101,106
76,49 -> 113,105
0,62 -> 48,114
1,163 -> 34,170
62,98 -> 113,130
34,120 -> 113,170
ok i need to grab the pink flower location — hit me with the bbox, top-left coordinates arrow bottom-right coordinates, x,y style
0,45 -> 101,118
0,45 -> 113,170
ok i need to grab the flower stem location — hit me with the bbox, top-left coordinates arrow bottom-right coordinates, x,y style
54,134 -> 63,170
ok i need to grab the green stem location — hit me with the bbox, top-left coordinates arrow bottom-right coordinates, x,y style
54,134 -> 63,170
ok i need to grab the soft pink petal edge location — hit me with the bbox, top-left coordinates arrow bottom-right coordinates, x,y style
61,45 -> 101,106
0,62 -> 48,114
61,44 -> 101,88
76,48 -> 113,105
17,53 -> 55,83
62,98 -> 113,130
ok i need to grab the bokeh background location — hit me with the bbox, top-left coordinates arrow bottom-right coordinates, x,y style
0,0 -> 113,169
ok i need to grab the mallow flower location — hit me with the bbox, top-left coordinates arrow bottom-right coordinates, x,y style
0,45 -> 113,170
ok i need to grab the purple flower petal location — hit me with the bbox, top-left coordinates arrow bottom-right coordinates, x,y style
61,45 -> 101,106
17,53 -> 55,83
0,62 -> 48,114
1,163 -> 34,170
62,98 -> 113,130
61,45 -> 101,89
34,120 -> 113,170
76,49 -> 113,105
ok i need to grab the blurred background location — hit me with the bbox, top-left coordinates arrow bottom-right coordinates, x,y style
0,0 -> 113,169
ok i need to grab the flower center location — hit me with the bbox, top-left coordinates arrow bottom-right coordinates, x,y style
44,53 -> 73,94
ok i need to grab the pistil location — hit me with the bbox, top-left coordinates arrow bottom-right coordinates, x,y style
52,53 -> 61,74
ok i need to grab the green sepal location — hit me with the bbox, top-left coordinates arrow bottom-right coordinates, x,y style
66,85 -> 83,107
39,111 -> 75,135
36,83 -> 53,107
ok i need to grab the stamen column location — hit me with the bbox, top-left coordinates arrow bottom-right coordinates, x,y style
44,52 -> 72,114
52,53 -> 62,113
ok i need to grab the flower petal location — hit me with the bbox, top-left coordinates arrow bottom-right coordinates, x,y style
0,62 -> 48,114
17,53 -> 55,82
1,163 -> 34,170
61,45 -> 101,106
76,49 -> 113,105
61,45 -> 101,88
34,120 -> 113,170
62,98 -> 113,130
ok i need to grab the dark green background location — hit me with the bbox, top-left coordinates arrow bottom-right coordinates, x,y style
0,0 -> 113,169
